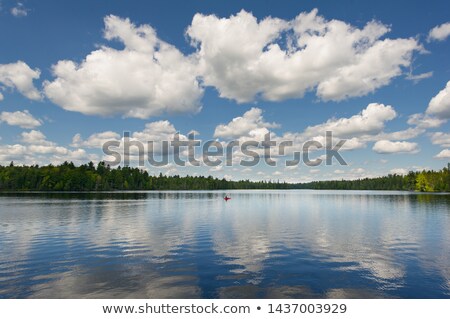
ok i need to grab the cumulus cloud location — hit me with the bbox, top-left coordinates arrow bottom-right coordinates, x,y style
390,168 -> 409,175
426,81 -> 450,118
326,167 -> 377,181
315,39 -> 419,101
372,127 -> 424,141
372,140 -> 419,154
351,168 -> 366,174
294,102 -> 415,151
44,15 -> 203,119
302,103 -> 397,139
430,132 -> 450,148
434,149 -> 450,159
209,165 -> 223,172
407,113 -> 446,128
187,9 -> 421,103
11,2 -> 28,17
40,11 -> 423,116
73,121 -> 186,147
71,120 -> 191,165
131,120 -> 187,144
0,61 -> 41,100
0,144 -> 27,162
214,102 -> 427,159
20,130 -> 50,145
21,130 -> 68,157
71,131 -> 121,148
428,22 -> 450,42
405,87 -> 449,132
214,107 -> 279,139
0,130 -> 96,165
213,103 -> 407,157
0,110 -> 41,128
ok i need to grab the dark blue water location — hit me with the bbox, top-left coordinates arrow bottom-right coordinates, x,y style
0,190 -> 449,298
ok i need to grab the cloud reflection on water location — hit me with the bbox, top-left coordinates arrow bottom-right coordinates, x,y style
0,191 -> 449,298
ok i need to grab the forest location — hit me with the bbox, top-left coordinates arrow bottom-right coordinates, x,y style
0,161 -> 449,192
0,161 -> 292,191
298,167 -> 450,192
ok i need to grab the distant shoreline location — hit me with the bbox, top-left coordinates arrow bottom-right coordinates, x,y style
0,162 -> 450,193
1,190 -> 449,194
1,161 -> 449,193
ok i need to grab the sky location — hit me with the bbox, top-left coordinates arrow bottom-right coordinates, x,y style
0,0 -> 450,182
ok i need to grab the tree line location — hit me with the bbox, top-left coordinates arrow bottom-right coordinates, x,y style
0,161 -> 292,191
298,166 -> 450,192
0,161 -> 448,192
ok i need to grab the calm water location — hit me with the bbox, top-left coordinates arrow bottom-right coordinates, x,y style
0,190 -> 449,299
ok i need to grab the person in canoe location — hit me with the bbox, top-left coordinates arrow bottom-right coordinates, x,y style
224,195 -> 231,201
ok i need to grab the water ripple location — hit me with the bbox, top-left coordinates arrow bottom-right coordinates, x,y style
1,190 -> 449,298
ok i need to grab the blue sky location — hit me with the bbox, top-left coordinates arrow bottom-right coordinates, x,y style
0,0 -> 449,182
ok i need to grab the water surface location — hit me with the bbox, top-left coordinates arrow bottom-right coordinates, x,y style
0,190 -> 449,298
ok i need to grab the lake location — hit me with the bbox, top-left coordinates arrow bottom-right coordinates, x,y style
0,190 -> 449,298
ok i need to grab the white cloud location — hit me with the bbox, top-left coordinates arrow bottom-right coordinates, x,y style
296,103 -> 405,151
187,10 -> 288,103
0,61 -> 41,100
209,165 -> 223,172
27,144 -> 69,156
323,168 -> 381,181
187,9 -> 421,103
213,103 -> 410,158
373,127 -> 424,141
0,130 -> 96,165
315,39 -> 419,101
21,130 -> 55,146
407,113 -> 446,128
71,120 -> 191,165
11,2 -> 28,17
410,165 -> 430,172
430,132 -> 450,148
299,103 -> 425,151
308,135 -> 366,151
372,140 -> 419,154
188,130 -> 200,136
302,103 -> 397,139
405,71 -> 433,83
351,168 -> 366,174
426,81 -> 450,119
214,107 -> 279,139
132,120 -> 187,143
72,131 -> 121,148
37,11 -> 423,118
428,22 -> 450,42
434,149 -> 450,159
0,110 -> 41,128
20,130 -> 90,159
390,168 -> 408,175
44,15 -> 203,119
0,144 -> 27,162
